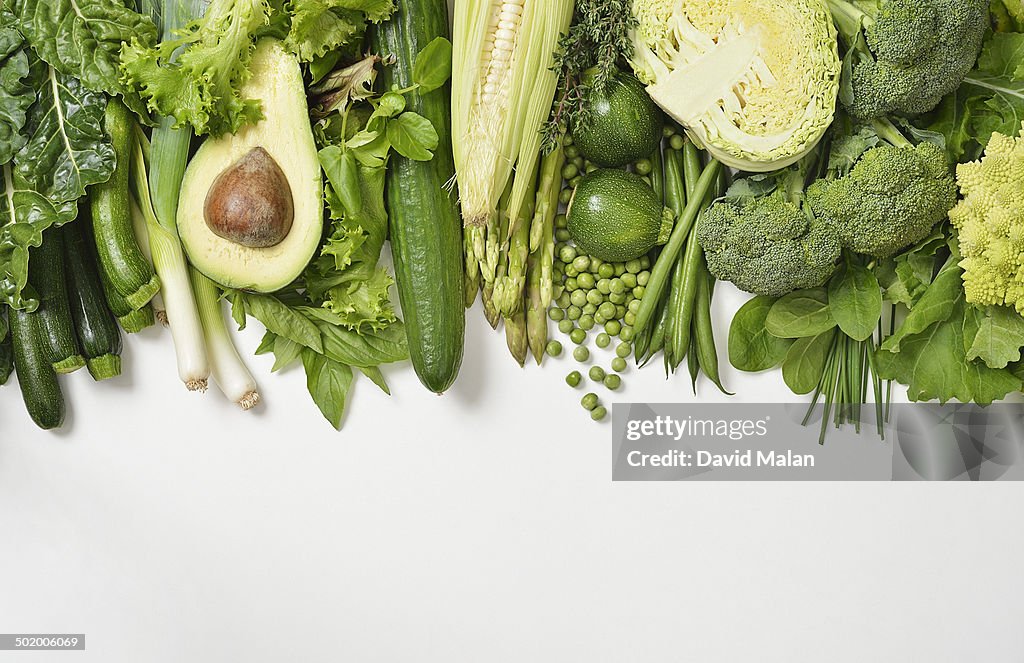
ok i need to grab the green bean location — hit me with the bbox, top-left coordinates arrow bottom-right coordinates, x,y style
693,266 -> 730,394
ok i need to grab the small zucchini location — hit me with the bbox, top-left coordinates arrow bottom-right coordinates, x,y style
62,222 -> 123,380
0,311 -> 12,386
91,98 -> 160,309
9,307 -> 65,430
29,230 -> 85,373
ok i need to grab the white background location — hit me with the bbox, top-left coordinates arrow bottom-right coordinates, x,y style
1,284 -> 1023,662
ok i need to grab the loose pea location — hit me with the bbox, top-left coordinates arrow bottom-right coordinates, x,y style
635,158 -> 652,176
559,189 -> 573,205
616,342 -> 632,358
586,289 -> 604,306
567,305 -> 582,320
565,143 -> 578,156
555,229 -> 571,242
555,214 -> 568,229
579,314 -> 595,331
669,134 -> 685,151
589,257 -> 604,273
598,301 -> 616,319
546,341 -> 563,357
621,273 -> 637,288
609,278 -> 626,295
570,290 -> 587,307
620,326 -> 634,342
561,163 -> 579,180
637,271 -> 651,286
604,374 -> 622,390
625,259 -> 642,274
597,278 -> 612,294
558,319 -> 574,334
624,311 -> 636,326
582,303 -> 597,315
570,175 -> 582,188
591,406 -> 608,421
640,257 -> 651,270
594,313 -> 607,326
570,328 -> 587,345
598,263 -> 615,279
549,308 -> 565,322
663,125 -> 676,138
614,263 -> 626,276
573,156 -> 585,170
589,366 -> 606,381
628,299 -> 642,314
605,320 -> 622,336
558,245 -> 576,264
615,305 -> 626,318
574,346 -> 590,362
633,286 -> 646,299
577,272 -> 596,290
565,278 -> 579,292
581,392 -> 599,410
565,265 -> 579,278
611,357 -> 628,372
572,255 -> 590,272
552,285 -> 564,299
565,371 -> 582,387
557,292 -> 571,308
596,333 -> 611,348
609,292 -> 627,305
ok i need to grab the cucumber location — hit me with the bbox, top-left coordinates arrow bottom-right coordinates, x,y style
373,0 -> 465,393
567,168 -> 672,262
29,230 -> 86,373
91,98 -> 160,310
62,222 -> 123,381
572,73 -> 663,168
9,307 -> 65,430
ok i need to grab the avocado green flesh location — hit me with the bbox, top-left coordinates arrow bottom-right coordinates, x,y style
572,74 -> 663,168
178,39 -> 323,293
567,169 -> 664,262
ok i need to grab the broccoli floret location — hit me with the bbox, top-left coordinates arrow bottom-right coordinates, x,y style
805,119 -> 957,259
697,162 -> 842,298
825,0 -> 988,120
949,123 -> 1024,312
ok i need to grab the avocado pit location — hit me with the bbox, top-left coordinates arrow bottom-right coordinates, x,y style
204,147 -> 294,248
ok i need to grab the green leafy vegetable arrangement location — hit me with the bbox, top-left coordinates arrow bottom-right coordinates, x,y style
226,36 -> 454,428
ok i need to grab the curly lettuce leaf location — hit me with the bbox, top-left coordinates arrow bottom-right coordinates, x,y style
120,0 -> 271,136
284,0 -> 393,62
0,10 -> 32,165
323,266 -> 395,331
9,0 -> 157,116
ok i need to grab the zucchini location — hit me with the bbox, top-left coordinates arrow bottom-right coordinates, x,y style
87,206 -> 155,334
572,72 -> 663,168
9,308 -> 65,430
91,98 -> 160,310
0,309 -> 12,385
373,0 -> 465,393
29,230 -> 85,373
62,222 -> 123,380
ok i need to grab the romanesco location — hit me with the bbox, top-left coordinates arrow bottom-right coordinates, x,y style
949,124 -> 1024,312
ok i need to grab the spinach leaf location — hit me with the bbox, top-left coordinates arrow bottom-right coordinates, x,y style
782,330 -> 834,395
729,296 -> 794,372
301,348 -> 354,429
828,263 -> 881,342
765,288 -> 836,339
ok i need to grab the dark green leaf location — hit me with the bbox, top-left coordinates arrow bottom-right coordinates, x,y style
244,293 -> 324,353
319,145 -> 362,216
255,330 -> 276,355
229,291 -> 247,330
0,332 -> 11,385
967,306 -> 1024,369
728,296 -> 794,372
271,335 -> 303,372
358,365 -> 390,394
412,36 -> 452,93
311,315 -> 408,367
881,254 -> 962,353
0,12 -> 32,165
386,112 -> 437,161
765,289 -> 836,339
301,348 -> 354,429
828,263 -> 881,342
782,330 -> 834,395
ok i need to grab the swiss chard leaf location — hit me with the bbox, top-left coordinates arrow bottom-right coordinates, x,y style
0,11 -> 32,165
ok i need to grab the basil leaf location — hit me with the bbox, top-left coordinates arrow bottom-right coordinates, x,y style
386,112 -> 437,161
765,288 -> 835,339
255,330 -> 276,355
782,330 -> 834,395
244,293 -> 324,353
358,365 -> 390,394
319,145 -> 362,216
301,349 -> 353,429
313,317 -> 408,367
412,37 -> 452,93
729,296 -> 794,372
828,263 -> 881,342
271,335 -> 303,372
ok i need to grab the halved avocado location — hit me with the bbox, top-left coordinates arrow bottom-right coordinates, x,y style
178,38 -> 322,293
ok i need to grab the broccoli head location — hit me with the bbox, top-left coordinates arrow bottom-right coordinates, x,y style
825,0 -> 988,120
949,124 -> 1024,312
697,167 -> 842,298
806,125 -> 957,259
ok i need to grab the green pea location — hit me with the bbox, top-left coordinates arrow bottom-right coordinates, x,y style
594,312 -> 607,326
573,346 -> 590,362
554,242 -> 567,256
546,341 -> 563,357
605,320 -> 622,336
565,371 -> 582,387
565,141 -> 578,155
570,289 -> 587,307
591,406 -> 608,421
624,311 -> 636,326
555,229 -> 571,242
609,292 -> 627,305
582,303 -> 597,315
579,314 -> 595,331
640,257 -> 651,270
634,158 -> 652,176
555,214 -> 568,229
586,289 -> 604,306
596,332 -> 611,348
637,271 -> 650,286
620,326 -> 634,342
556,292 -> 571,308
615,305 -> 627,318
625,259 -> 642,274
559,189 -> 573,205
549,307 -> 565,322
581,392 -> 599,411
628,299 -> 641,314
611,357 -> 628,372
577,272 -> 596,290
597,278 -> 612,295
621,273 -> 637,288
552,285 -> 564,300
565,264 -> 579,278
669,134 -> 685,151
663,125 -> 676,138
589,366 -> 606,381
598,263 -> 615,279
559,245 -> 577,263
573,156 -> 585,170
616,342 -> 632,358
589,257 -> 604,273
564,277 -> 578,292
614,264 -> 626,276
604,374 -> 622,390
632,286 -> 645,299
598,302 -> 616,319
572,255 -> 590,272
567,305 -> 582,321
570,328 -> 587,345
558,319 -> 574,334
609,278 -> 625,295
562,163 -> 579,180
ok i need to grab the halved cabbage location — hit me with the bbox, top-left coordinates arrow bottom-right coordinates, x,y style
631,0 -> 840,172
